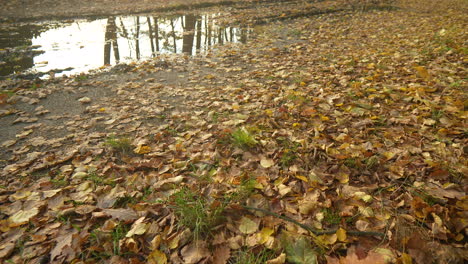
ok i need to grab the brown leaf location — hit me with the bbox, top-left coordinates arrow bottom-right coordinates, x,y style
102,208 -> 139,222
50,232 -> 74,262
0,229 -> 24,259
181,240 -> 210,264
326,246 -> 386,264
212,245 -> 231,264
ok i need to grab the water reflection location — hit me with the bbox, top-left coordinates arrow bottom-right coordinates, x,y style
0,14 -> 250,78
0,24 -> 50,76
104,17 -> 120,65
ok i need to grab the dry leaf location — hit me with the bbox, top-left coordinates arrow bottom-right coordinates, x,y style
260,158 -> 275,168
239,216 -> 259,234
147,249 -> 167,264
180,240 -> 210,264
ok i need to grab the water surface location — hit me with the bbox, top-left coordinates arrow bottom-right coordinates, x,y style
0,13 -> 250,78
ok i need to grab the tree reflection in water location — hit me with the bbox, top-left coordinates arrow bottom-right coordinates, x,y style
104,17 -> 120,65
0,13 -> 251,78
105,13 -> 251,59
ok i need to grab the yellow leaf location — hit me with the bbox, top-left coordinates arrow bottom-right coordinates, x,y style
358,207 -> 374,217
148,249 -> 167,264
126,217 -> 148,237
239,217 -> 259,234
336,228 -> 347,242
265,109 -> 274,116
295,175 -> 309,182
134,145 -> 151,154
266,253 -> 286,264
98,107 -> 106,112
400,253 -> 413,264
424,87 -> 437,93
414,66 -> 430,80
9,207 -> 39,225
336,172 -> 349,184
260,158 -> 274,168
318,233 -> 337,245
383,151 -> 395,160
258,227 -> 274,244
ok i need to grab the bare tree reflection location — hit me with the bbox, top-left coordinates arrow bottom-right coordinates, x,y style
240,27 -> 248,44
182,15 -> 196,54
170,18 -> 177,53
135,17 -> 140,60
153,16 -> 160,52
147,17 -> 155,56
104,17 -> 120,65
195,16 -> 202,54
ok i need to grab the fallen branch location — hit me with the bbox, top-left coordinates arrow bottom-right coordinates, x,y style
242,205 -> 386,238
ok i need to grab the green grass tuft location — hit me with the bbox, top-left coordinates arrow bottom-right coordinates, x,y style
231,127 -> 258,149
105,135 -> 133,153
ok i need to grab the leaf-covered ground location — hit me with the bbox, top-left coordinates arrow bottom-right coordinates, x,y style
0,0 -> 467,263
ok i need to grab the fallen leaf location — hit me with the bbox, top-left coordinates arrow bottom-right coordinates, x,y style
336,228 -> 347,242
180,240 -> 210,264
134,145 -> 151,154
286,237 -> 318,264
266,253 -> 286,264
78,97 -> 91,103
126,217 -> 148,237
102,208 -> 139,221
147,249 -> 167,264
239,216 -> 259,234
260,158 -> 275,168
9,207 -> 39,225
212,245 -> 231,264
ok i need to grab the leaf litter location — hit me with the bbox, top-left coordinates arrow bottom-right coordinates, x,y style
0,0 -> 467,263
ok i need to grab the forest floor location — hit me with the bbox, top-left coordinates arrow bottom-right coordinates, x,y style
0,0 -> 467,264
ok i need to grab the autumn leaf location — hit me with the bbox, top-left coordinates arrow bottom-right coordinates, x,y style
126,217 -> 148,237
285,237 -> 318,264
327,246 -> 387,264
212,245 -> 231,264
414,66 -> 430,80
134,145 -> 151,154
9,207 -> 39,225
266,253 -> 286,264
336,228 -> 347,242
260,157 -> 275,168
239,216 -> 259,234
180,240 -> 210,264
147,249 -> 167,264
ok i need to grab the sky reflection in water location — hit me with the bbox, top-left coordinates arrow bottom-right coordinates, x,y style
0,14 -> 250,77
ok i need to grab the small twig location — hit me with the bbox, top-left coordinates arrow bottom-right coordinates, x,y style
242,205 -> 386,238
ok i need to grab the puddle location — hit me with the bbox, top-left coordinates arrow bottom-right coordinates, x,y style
0,13 -> 250,79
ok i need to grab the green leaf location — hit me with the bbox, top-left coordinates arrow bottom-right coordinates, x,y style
286,237 -> 318,264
